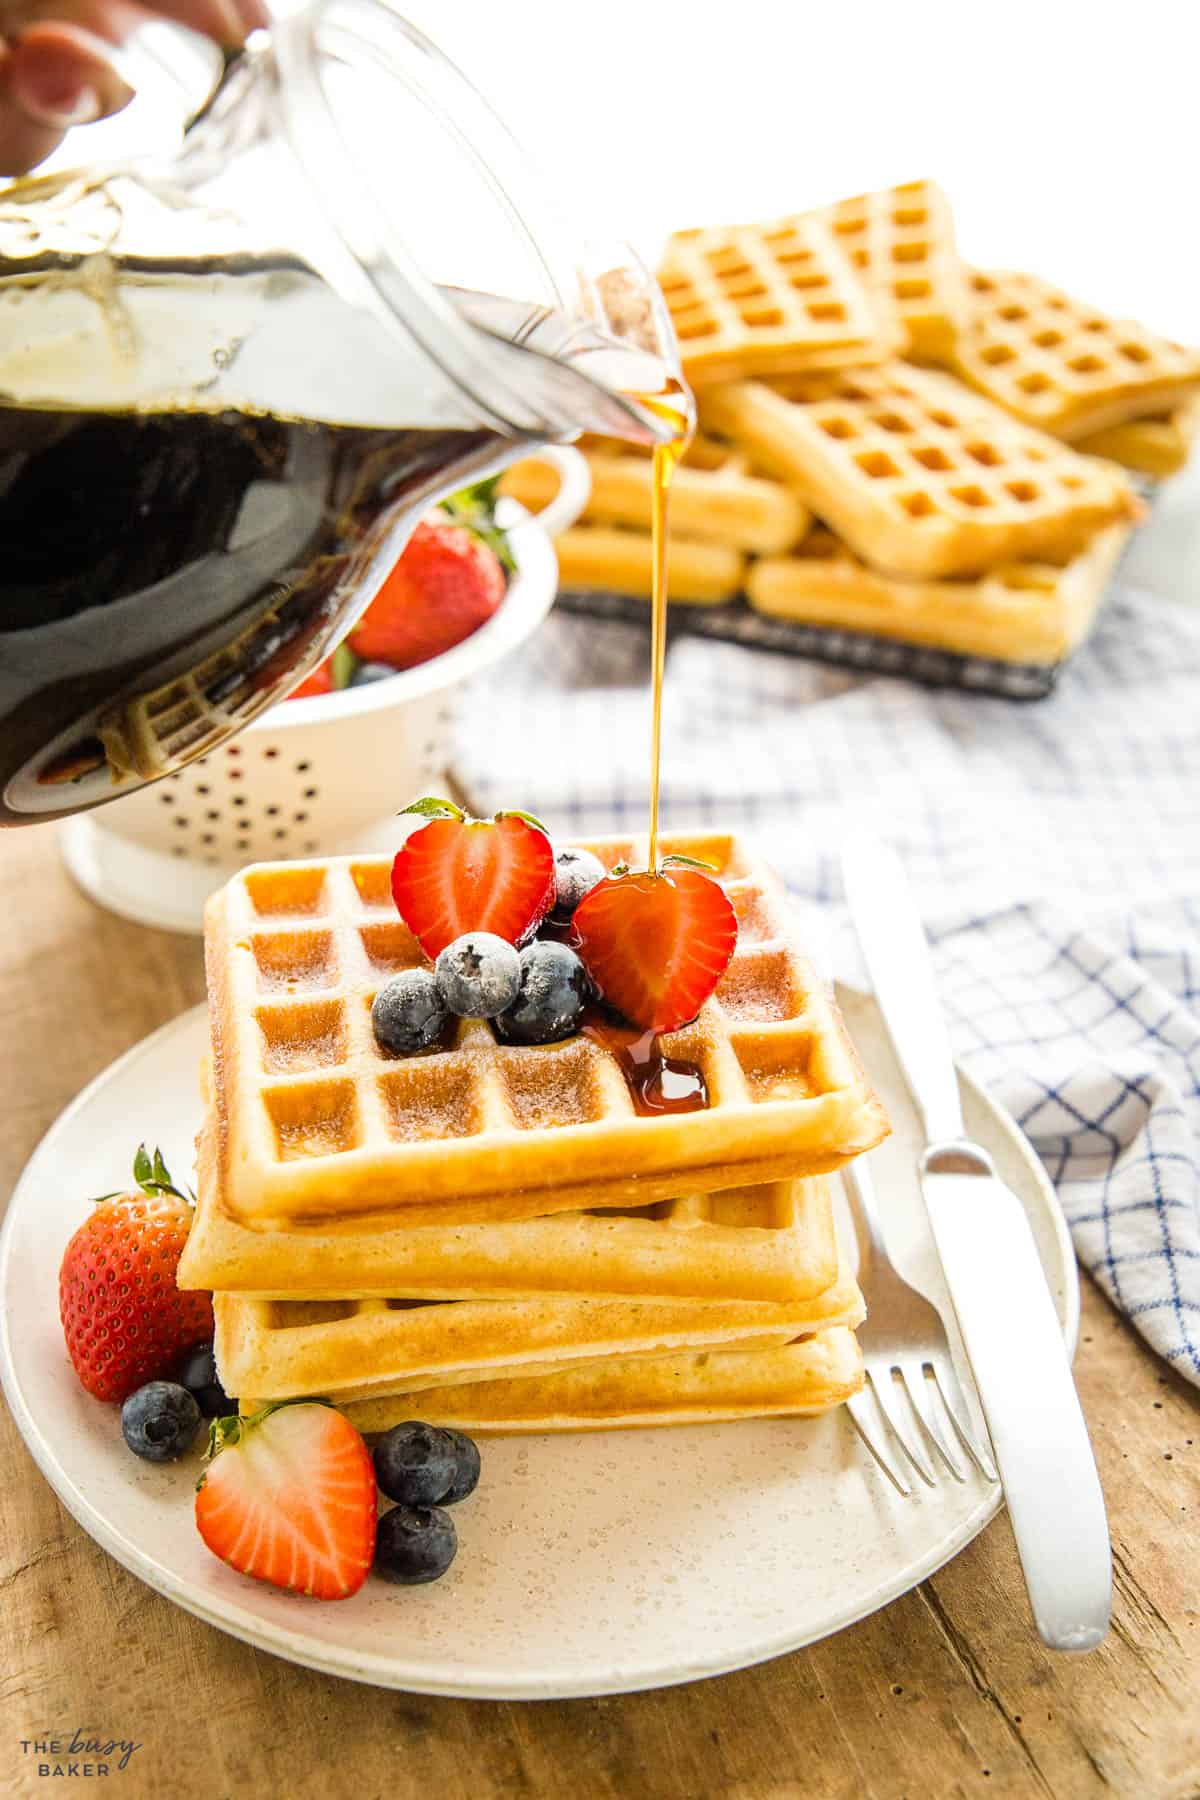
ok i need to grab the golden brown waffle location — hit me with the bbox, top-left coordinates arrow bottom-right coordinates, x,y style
657,214 -> 899,388
500,433 -> 809,555
813,179 -> 970,364
203,835 -> 888,1228
952,270 -> 1200,440
747,523 -> 1131,665
1076,393 -> 1200,478
550,524 -> 745,605
334,1329 -> 864,1433
217,1261 -> 865,1404
180,1108 -> 841,1302
700,365 -> 1137,579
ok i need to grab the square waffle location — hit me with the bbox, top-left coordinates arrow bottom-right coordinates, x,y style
1076,393 -> 1200,479
700,364 -> 1137,579
813,179 -> 970,364
333,1330 -> 865,1434
656,213 -> 899,388
179,1107 -> 843,1302
216,1259 -> 865,1405
746,522 -> 1131,665
500,432 -> 810,555
203,834 -> 888,1227
952,270 -> 1200,440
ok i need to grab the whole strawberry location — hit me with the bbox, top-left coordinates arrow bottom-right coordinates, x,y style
348,514 -> 506,670
59,1147 -> 213,1404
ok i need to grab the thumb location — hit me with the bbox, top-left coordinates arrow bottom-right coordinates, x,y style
0,24 -> 134,174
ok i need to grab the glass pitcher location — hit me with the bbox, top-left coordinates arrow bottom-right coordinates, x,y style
0,1 -> 682,825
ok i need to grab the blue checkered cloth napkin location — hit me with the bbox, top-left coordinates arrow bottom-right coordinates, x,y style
451,574 -> 1200,1386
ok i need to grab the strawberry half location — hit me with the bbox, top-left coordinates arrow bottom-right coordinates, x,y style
390,797 -> 555,959
573,863 -> 738,1034
196,1401 -> 377,1601
59,1146 -> 213,1403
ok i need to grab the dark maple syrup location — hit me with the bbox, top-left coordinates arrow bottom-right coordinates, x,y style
580,1007 -> 708,1118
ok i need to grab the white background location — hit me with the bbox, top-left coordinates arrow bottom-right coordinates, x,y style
52,0 -> 1200,583
64,0 -> 1199,337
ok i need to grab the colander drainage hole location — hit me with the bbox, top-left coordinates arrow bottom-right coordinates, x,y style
303,787 -> 318,800
206,810 -> 220,822
232,795 -> 247,808
160,791 -> 174,805
173,816 -> 189,829
266,805 -> 280,817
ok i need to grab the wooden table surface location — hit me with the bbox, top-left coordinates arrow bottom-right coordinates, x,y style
1,826 -> 1197,1800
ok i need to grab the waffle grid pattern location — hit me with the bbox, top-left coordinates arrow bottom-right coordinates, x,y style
657,215 -> 898,388
815,179 -> 969,364
954,270 -> 1200,439
501,432 -> 809,555
206,837 -> 887,1225
700,364 -> 1136,578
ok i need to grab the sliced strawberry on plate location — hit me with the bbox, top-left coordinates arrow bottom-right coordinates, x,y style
391,797 -> 555,959
573,862 -> 738,1034
59,1145 -> 214,1403
196,1400 -> 377,1601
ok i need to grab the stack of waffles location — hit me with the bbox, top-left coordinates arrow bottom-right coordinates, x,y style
178,834 -> 890,1434
502,179 -> 1200,669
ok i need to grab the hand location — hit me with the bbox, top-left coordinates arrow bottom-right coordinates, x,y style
0,0 -> 269,175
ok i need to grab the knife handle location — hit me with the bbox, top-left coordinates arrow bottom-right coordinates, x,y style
923,1162 -> 1112,1651
841,837 -> 964,1146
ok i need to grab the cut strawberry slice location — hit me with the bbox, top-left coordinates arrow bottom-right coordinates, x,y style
195,1401 -> 377,1601
390,798 -> 555,959
573,864 -> 738,1034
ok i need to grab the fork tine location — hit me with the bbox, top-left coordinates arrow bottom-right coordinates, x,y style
865,1368 -> 937,1486
897,1358 -> 968,1482
928,1355 -> 998,1482
846,1391 -> 912,1497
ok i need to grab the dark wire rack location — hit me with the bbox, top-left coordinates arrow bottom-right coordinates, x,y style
553,497 -> 1148,702
553,591 -> 1064,700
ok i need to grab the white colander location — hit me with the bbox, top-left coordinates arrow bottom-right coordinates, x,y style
60,448 -> 588,934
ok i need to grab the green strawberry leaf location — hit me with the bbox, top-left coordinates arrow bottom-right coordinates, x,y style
441,478 -> 516,576
330,643 -> 357,690
133,1144 -> 154,1188
495,807 -> 550,835
659,854 -> 718,873
399,796 -> 465,822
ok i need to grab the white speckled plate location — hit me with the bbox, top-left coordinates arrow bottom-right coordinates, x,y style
0,992 -> 1075,1698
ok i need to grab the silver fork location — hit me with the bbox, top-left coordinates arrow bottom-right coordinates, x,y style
843,1157 -> 998,1496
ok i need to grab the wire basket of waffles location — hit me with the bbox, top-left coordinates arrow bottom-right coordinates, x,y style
502,179 -> 1200,699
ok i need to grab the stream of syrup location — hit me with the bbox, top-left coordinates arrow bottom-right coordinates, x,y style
644,383 -> 695,870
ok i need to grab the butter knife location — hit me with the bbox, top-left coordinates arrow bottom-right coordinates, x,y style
842,836 -> 1111,1652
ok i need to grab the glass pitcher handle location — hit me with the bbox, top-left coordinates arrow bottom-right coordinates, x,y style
511,447 -> 592,538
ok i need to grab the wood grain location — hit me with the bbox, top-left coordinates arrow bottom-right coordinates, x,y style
1,829 -> 1197,1800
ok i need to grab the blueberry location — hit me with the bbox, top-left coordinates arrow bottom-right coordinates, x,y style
121,1381 -> 201,1462
374,1420 -> 458,1506
374,1504 -> 457,1585
434,932 -> 520,1019
551,846 -> 606,922
174,1341 -> 233,1418
495,940 -> 589,1045
372,968 -> 450,1053
441,1428 -> 481,1504
350,660 -> 397,687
